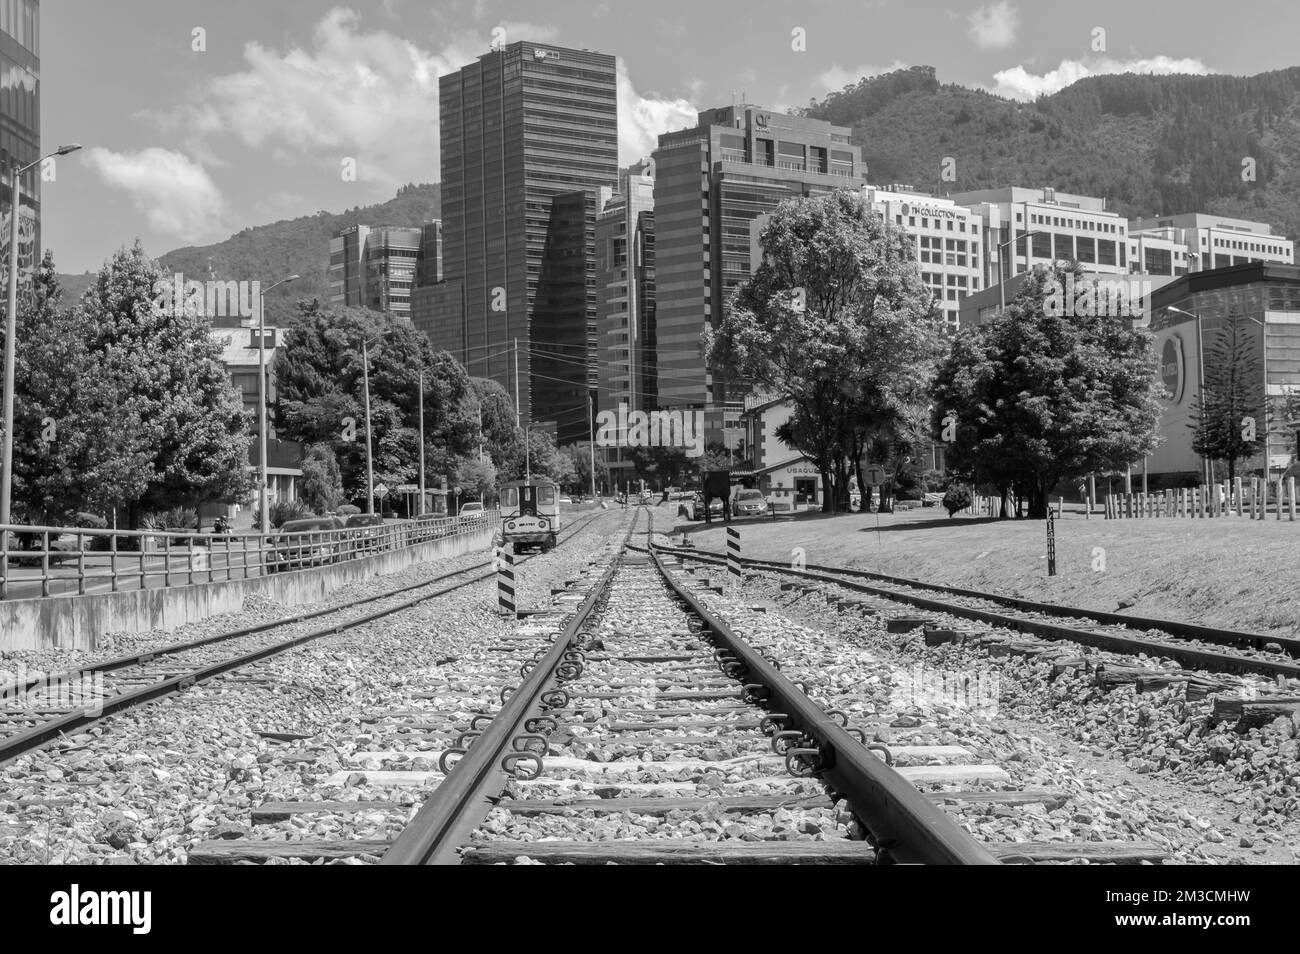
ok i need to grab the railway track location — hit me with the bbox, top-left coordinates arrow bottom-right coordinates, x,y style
177,514 -> 1169,866
0,511 -> 605,765
663,545 -> 1300,681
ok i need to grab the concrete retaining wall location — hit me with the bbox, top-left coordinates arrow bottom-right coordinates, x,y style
0,527 -> 496,652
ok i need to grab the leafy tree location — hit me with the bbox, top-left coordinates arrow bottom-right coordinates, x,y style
559,443 -> 608,495
630,444 -> 691,489
15,244 -> 251,528
11,254 -> 154,522
495,427 -> 569,484
273,301 -> 474,501
454,456 -> 497,503
299,443 -> 344,513
930,263 -> 1163,518
1189,312 -> 1264,482
709,190 -> 941,512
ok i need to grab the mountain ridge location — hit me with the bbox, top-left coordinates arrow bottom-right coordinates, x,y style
56,66 -> 1300,308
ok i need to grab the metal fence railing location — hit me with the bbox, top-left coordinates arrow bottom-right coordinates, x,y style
0,511 -> 500,601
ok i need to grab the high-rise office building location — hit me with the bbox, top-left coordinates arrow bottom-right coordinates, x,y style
653,105 -> 864,448
433,41 -> 618,444
1,0 -> 40,291
328,223 -> 437,321
595,161 -> 656,480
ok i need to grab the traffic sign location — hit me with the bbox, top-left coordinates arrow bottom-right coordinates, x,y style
865,465 -> 886,485
395,483 -> 418,493
373,482 -> 389,499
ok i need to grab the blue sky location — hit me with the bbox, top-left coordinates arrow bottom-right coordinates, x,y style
41,0 -> 1300,273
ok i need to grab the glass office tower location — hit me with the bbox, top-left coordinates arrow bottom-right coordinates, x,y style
1,0 -> 40,290
434,41 -> 617,443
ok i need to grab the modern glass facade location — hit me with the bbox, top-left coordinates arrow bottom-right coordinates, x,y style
437,41 -> 617,442
328,223 -> 433,321
652,105 -> 864,445
595,166 -> 656,477
1,0 -> 40,290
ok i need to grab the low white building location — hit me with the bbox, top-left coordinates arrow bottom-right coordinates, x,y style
740,395 -> 822,509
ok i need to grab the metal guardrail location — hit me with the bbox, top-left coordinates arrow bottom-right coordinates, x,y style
0,512 -> 500,601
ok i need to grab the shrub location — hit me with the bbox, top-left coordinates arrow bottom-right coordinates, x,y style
942,485 -> 973,517
143,507 -> 198,531
270,499 -> 314,528
299,444 -> 344,514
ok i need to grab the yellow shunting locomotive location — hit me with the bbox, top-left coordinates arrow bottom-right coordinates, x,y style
500,479 -> 559,552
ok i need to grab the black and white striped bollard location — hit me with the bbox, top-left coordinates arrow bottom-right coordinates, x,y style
496,546 -> 516,616
726,526 -> 742,590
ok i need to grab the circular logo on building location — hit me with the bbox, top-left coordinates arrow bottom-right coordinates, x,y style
1161,336 -> 1184,404
900,203 -> 910,216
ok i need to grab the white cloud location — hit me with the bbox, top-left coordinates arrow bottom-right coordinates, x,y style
157,9 -> 701,186
818,61 -> 907,92
617,59 -> 697,165
82,148 -> 225,241
968,2 -> 1019,51
166,9 -> 558,187
992,55 -> 1215,100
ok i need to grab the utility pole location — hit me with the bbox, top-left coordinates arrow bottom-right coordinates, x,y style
362,339 -> 376,515
588,392 -> 597,500
1,144 -> 81,531
417,367 -> 426,516
256,273 -> 299,534
514,337 -> 530,484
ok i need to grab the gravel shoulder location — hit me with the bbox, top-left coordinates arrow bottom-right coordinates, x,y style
708,552 -> 1300,864
0,511 -> 628,865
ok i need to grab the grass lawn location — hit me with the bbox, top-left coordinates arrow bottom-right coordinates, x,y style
663,505 -> 1300,637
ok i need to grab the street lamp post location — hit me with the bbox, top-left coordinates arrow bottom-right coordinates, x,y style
417,368 -> 426,517
257,274 -> 300,534
995,229 -> 1046,314
1,145 -> 82,531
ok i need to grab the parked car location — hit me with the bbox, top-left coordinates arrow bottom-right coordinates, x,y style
268,516 -> 347,572
733,488 -> 769,517
558,496 -> 573,505
344,513 -> 386,552
459,501 -> 486,520
678,492 -> 726,521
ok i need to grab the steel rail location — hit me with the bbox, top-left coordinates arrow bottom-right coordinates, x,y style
673,547 -> 1300,656
666,547 -> 1300,679
1,511 -> 602,703
0,512 -> 608,765
381,512 -> 639,865
645,545 -> 999,865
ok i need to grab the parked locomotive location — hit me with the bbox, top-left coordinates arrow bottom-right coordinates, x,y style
500,479 -> 560,552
